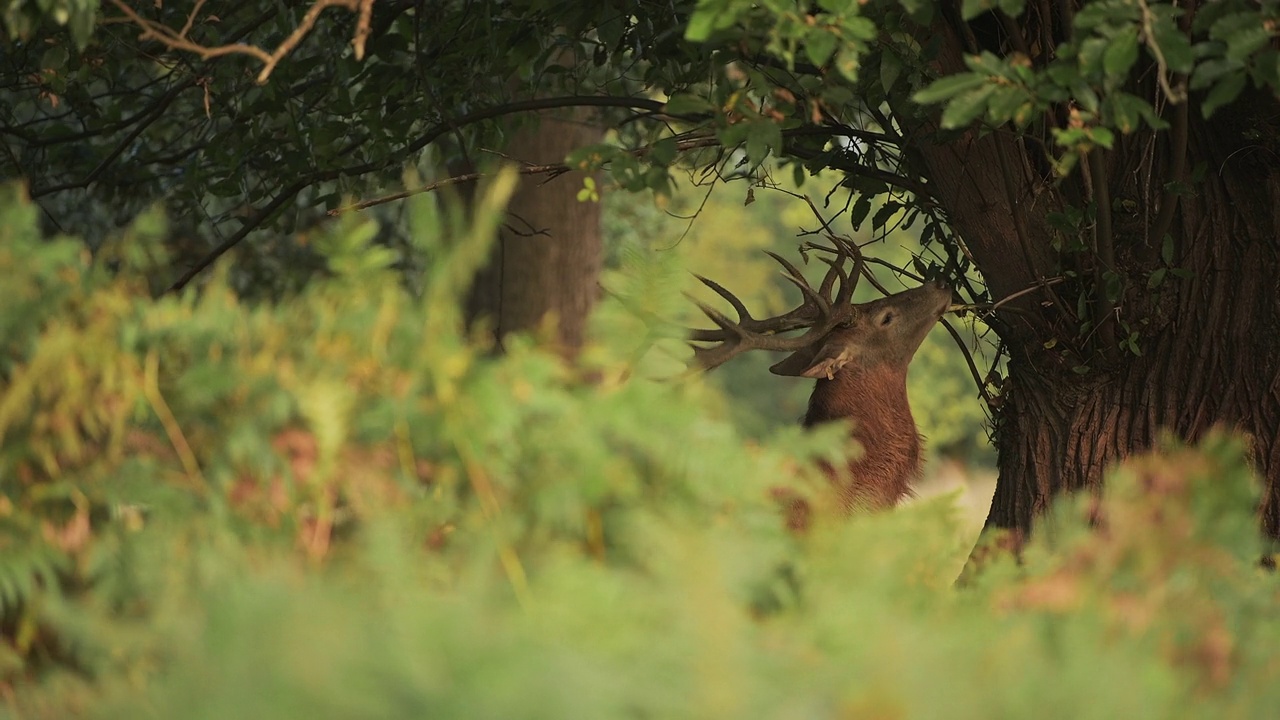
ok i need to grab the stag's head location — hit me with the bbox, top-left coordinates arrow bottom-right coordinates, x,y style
689,240 -> 951,379
768,280 -> 952,379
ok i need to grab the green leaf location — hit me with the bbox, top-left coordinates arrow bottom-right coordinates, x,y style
1209,11 -> 1263,42
1201,70 -> 1246,118
1104,92 -> 1163,133
912,72 -> 987,105
685,8 -> 718,42
1103,270 -> 1123,302
1091,126 -> 1115,149
960,0 -> 994,22
1074,0 -> 1138,30
744,120 -> 783,165
1078,37 -> 1109,77
842,15 -> 878,42
833,46 -> 862,82
1149,15 -> 1194,74
40,45 -> 68,72
880,51 -> 903,92
805,29 -> 839,67
1250,48 -> 1280,89
1103,32 -> 1139,78
871,201 -> 902,231
986,86 -> 1028,124
1071,81 -> 1100,113
897,0 -> 935,23
998,0 -> 1027,16
1190,58 -> 1242,90
1224,25 -> 1273,64
649,138 -> 678,167
663,94 -> 714,116
850,193 -> 873,230
566,143 -> 622,172
940,84 -> 997,129
576,177 -> 599,203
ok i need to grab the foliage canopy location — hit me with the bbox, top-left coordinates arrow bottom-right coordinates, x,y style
5,0 -> 1278,368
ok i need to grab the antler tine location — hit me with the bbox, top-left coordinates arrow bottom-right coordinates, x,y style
765,250 -> 833,314
816,255 -> 848,298
694,274 -> 755,322
688,245 -> 864,371
779,271 -> 832,315
764,250 -> 808,285
837,253 -> 863,307
686,293 -> 746,335
690,342 -> 739,370
822,237 -> 864,306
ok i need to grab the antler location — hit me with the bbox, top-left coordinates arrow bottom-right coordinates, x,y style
689,238 -> 865,370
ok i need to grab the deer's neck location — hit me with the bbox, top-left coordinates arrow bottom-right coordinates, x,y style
803,363 -> 922,510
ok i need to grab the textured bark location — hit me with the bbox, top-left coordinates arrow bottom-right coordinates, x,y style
904,14 -> 1280,537
465,109 -> 603,355
986,108 -> 1280,537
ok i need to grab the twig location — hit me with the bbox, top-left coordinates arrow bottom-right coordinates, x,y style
109,0 -> 362,84
178,0 -> 207,38
991,275 -> 1065,312
329,163 -> 569,214
143,350 -> 206,492
941,318 -> 995,405
1136,0 -> 1188,103
166,95 -> 677,291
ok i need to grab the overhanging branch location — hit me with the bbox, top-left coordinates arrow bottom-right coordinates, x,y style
108,0 -> 375,84
168,98 -> 915,291
167,95 -> 684,291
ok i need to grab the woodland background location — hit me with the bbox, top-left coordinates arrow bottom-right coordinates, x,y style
3,0 -> 1280,717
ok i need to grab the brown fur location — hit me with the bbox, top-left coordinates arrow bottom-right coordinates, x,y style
772,281 -> 951,525
804,363 -> 923,511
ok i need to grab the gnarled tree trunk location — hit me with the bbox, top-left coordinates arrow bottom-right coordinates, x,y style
905,16 -> 1280,538
990,116 -> 1280,536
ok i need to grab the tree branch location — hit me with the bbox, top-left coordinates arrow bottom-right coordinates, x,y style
29,80 -> 197,198
107,0 -> 373,84
166,95 -> 680,291
167,91 -> 919,291
332,123 -> 906,214
786,145 -> 931,198
329,163 -> 570,213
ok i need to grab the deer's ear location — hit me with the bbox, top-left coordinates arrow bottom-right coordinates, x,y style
770,343 -> 857,378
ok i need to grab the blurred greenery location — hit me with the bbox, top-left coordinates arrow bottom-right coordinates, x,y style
2,179 -> 1277,719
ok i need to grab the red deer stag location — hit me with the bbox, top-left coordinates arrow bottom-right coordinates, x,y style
689,240 -> 951,523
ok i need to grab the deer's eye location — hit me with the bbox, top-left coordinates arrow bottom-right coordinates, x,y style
879,311 -> 895,326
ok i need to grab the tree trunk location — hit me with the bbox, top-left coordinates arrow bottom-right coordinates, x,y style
904,17 -> 1280,538
986,108 -> 1280,537
465,109 -> 603,355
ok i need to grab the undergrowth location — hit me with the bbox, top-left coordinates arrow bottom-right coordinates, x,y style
0,175 -> 1276,719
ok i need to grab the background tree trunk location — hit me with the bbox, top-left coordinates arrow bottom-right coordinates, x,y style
465,109 -> 603,356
